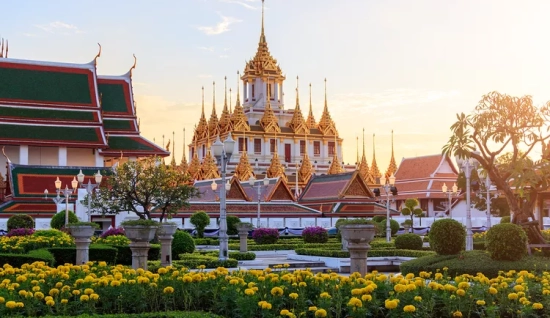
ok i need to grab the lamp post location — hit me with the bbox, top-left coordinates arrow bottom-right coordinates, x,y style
46,177 -> 78,226
442,183 -> 458,218
456,154 -> 479,251
379,173 -> 397,243
211,132 -> 236,261
77,170 -> 103,222
478,175 -> 498,229
248,176 -> 269,228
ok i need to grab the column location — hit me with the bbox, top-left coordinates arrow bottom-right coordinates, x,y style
243,81 -> 248,101
274,81 -> 279,104
294,140 -> 300,163
19,145 -> 29,165
94,150 -> 103,167
58,147 -> 67,166
427,200 -> 434,219
280,83 -> 284,106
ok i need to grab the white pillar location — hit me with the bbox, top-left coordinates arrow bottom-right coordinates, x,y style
243,81 -> 248,101
58,147 -> 67,166
19,145 -> 29,165
76,189 -> 88,221
274,81 -> 279,105
94,150 -> 103,167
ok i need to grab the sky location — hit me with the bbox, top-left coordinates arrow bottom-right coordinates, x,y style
3,0 -> 550,172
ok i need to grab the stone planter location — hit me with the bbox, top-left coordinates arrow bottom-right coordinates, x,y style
403,224 -> 411,234
236,223 -> 253,253
67,225 -> 95,265
123,225 -> 158,270
340,224 -> 376,276
157,223 -> 178,267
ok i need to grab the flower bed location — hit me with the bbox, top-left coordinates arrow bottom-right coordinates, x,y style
1,261 -> 550,317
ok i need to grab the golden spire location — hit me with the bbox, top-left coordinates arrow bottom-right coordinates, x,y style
358,128 -> 373,183
188,131 -> 202,180
200,147 -> 220,180
260,0 -> 266,44
306,83 -> 317,129
370,133 -> 382,182
385,130 -> 398,178
170,131 -> 177,168
180,128 -> 189,175
260,78 -> 281,133
356,136 -> 359,168
327,134 -> 343,175
231,71 -> 250,132
218,76 -> 233,134
317,78 -> 338,136
234,150 -> 255,181
288,76 -> 309,134
195,86 -> 208,141
298,134 -> 314,183
229,88 -> 233,114
208,81 -> 220,137
266,146 -> 287,182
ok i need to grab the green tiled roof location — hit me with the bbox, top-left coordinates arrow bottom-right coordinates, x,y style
0,106 -> 96,122
107,136 -> 158,152
0,124 -> 102,143
98,83 -> 129,113
104,119 -> 133,131
0,66 -> 92,104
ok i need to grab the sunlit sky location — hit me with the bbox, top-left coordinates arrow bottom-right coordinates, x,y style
3,0 -> 550,170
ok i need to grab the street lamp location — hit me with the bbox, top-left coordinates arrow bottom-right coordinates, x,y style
442,183 -> 458,218
45,176 -> 78,226
211,132 -> 235,261
477,174 -> 498,229
456,154 -> 479,251
378,173 -> 397,242
77,169 -> 103,222
248,175 -> 270,228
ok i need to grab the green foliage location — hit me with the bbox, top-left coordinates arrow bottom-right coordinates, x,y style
226,215 -> 241,236
197,251 -> 256,261
0,249 -> 55,267
401,198 -> 424,223
193,238 -> 219,245
7,214 -> 35,230
395,234 -> 423,250
110,245 -> 160,265
172,231 -> 196,260
429,219 -> 466,255
486,223 -> 527,261
47,311 -> 223,318
372,216 -> 386,223
48,245 -> 118,265
92,235 -> 131,246
190,211 -> 210,238
69,222 -> 100,228
500,216 -> 511,223
377,219 -> 400,237
32,229 -> 68,238
50,210 -> 79,229
151,255 -> 238,270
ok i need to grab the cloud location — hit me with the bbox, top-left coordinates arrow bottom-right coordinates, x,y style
195,14 -> 242,35
219,0 -> 259,10
34,21 -> 81,34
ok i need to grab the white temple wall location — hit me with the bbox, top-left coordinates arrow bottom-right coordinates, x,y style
28,146 -> 58,166
67,148 -> 96,166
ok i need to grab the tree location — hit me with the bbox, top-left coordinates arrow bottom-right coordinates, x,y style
190,211 -> 210,238
443,91 -> 550,243
401,198 -> 423,225
88,157 -> 200,221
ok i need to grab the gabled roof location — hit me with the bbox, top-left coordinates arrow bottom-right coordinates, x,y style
299,170 -> 375,202
99,135 -> 169,157
176,201 -> 320,218
193,177 -> 251,202
97,75 -> 136,117
242,177 -> 295,202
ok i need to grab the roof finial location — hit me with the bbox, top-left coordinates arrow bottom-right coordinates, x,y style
129,54 -> 137,77
295,75 -> 300,109
212,81 -> 216,113
356,136 -> 359,167
171,131 -> 176,167
0,38 -> 4,58
385,129 -> 398,178
362,128 -> 366,158
229,88 -> 233,113
94,43 -> 102,64
2,146 -> 11,163
201,86 -> 205,117
5,39 -> 8,58
260,0 -> 266,44
236,71 -> 241,106
223,76 -> 228,111
324,78 -> 328,111
182,127 -> 187,162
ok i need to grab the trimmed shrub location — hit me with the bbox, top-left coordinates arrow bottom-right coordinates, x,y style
251,228 -> 279,244
190,211 -> 210,238
50,210 -> 79,230
101,227 -> 125,238
7,214 -> 35,230
429,219 -> 465,255
395,233 -> 423,250
486,223 -> 527,261
0,249 -> 55,267
377,219 -> 400,237
372,216 -> 386,223
172,230 -> 196,260
111,245 -> 161,265
48,245 -> 118,265
302,226 -> 328,243
226,215 -> 241,236
32,229 -> 67,238
7,228 -> 35,237
500,216 -> 511,224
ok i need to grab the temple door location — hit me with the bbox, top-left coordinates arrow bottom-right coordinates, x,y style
285,144 -> 291,163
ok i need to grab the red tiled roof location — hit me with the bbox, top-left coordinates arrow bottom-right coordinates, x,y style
299,171 -> 374,202
395,154 -> 446,180
175,202 -> 320,218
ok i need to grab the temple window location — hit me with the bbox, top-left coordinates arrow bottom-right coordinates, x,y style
328,141 -> 335,155
300,140 -> 306,155
238,138 -> 248,152
202,144 -> 206,156
254,139 -> 262,154
314,141 -> 320,156
268,83 -> 274,99
270,139 -> 276,153
191,147 -> 195,158
252,84 -> 255,98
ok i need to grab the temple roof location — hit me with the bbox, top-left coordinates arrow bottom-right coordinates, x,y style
288,80 -> 309,134
233,151 -> 255,182
299,171 -> 375,202
176,201 -> 320,218
100,135 -> 169,157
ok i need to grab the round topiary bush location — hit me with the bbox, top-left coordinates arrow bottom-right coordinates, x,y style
50,210 -> 79,230
429,219 -> 466,255
252,228 -> 279,244
377,219 -> 400,237
372,216 -> 386,223
302,226 -> 328,243
395,233 -> 423,250
7,214 -> 35,230
226,215 -> 241,236
486,223 -> 527,261
190,211 -> 210,238
500,216 -> 511,224
172,230 -> 195,260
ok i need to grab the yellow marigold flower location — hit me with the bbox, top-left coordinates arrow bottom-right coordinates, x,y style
403,305 -> 416,313
163,286 -> 175,294
32,286 -> 41,292
315,309 -> 327,317
289,292 -> 299,299
5,301 -> 17,309
458,282 -> 469,289
35,292 -> 45,300
49,288 -> 60,296
377,274 -> 387,282
61,299 -> 68,304
320,292 -> 331,299
18,290 -> 27,297
84,288 -> 94,295
80,295 -> 89,302
348,297 -> 362,308
244,288 -> 255,296
309,306 -> 318,311
456,289 -> 466,297
90,293 -> 99,301
158,268 -> 167,274
362,294 -> 372,302
385,299 -> 398,309
229,279 -> 239,285
280,309 -> 290,316
46,299 -> 55,307
299,282 -> 307,287
55,282 -> 63,288
488,287 -> 498,295
16,302 -> 24,308
72,290 -> 81,296
476,300 -> 486,306
533,303 -> 544,310
508,293 -> 518,300
414,296 -> 422,301
453,311 -> 463,317
271,287 -> 284,296
513,285 -> 524,292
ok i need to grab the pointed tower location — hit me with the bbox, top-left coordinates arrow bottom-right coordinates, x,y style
231,71 -> 251,132
288,76 -> 309,134
234,150 -> 255,181
260,79 -> 281,133
208,81 -> 220,138
200,139 -> 220,180
266,150 -> 287,182
170,131 -> 177,168
370,133 -> 382,183
188,135 -> 202,181
327,135 -> 343,175
218,76 -> 233,134
180,128 -> 189,176
241,0 -> 286,111
317,78 -> 338,136
194,87 -> 208,142
358,128 -> 373,183
306,83 -> 317,129
298,135 -> 314,183
385,130 -> 398,178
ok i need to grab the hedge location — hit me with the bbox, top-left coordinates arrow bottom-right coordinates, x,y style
48,245 -> 118,265
48,311 -> 222,318
294,248 -> 434,258
148,257 -> 238,272
400,250 -> 550,278
111,244 -> 161,265
0,249 -> 55,267
197,251 -> 256,260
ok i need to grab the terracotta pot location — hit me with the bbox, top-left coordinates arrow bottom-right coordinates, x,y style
67,225 -> 95,238
157,223 -> 178,237
340,224 -> 376,244
123,225 -> 158,242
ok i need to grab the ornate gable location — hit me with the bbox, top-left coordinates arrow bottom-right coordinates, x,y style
226,177 -> 250,201
260,91 -> 280,133
266,152 -> 287,182
343,173 -> 373,197
234,151 -> 255,182
201,150 -> 220,180
267,179 -> 295,201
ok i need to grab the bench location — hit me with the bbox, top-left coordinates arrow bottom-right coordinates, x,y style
527,244 -> 550,255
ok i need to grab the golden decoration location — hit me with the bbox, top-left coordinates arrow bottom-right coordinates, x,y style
328,135 -> 343,175
234,150 -> 255,181
298,153 -> 314,183
231,71 -> 251,132
180,128 -> 189,176
385,130 -> 398,178
358,128 -> 374,184
170,131 -> 177,168
195,87 -> 209,141
260,79 -> 281,133
218,76 -> 233,134
266,151 -> 287,182
306,83 -> 317,129
200,148 -> 220,180
188,133 -> 202,181
370,133 -> 382,182
317,79 -> 338,136
288,76 -> 309,134
208,81 -> 220,137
